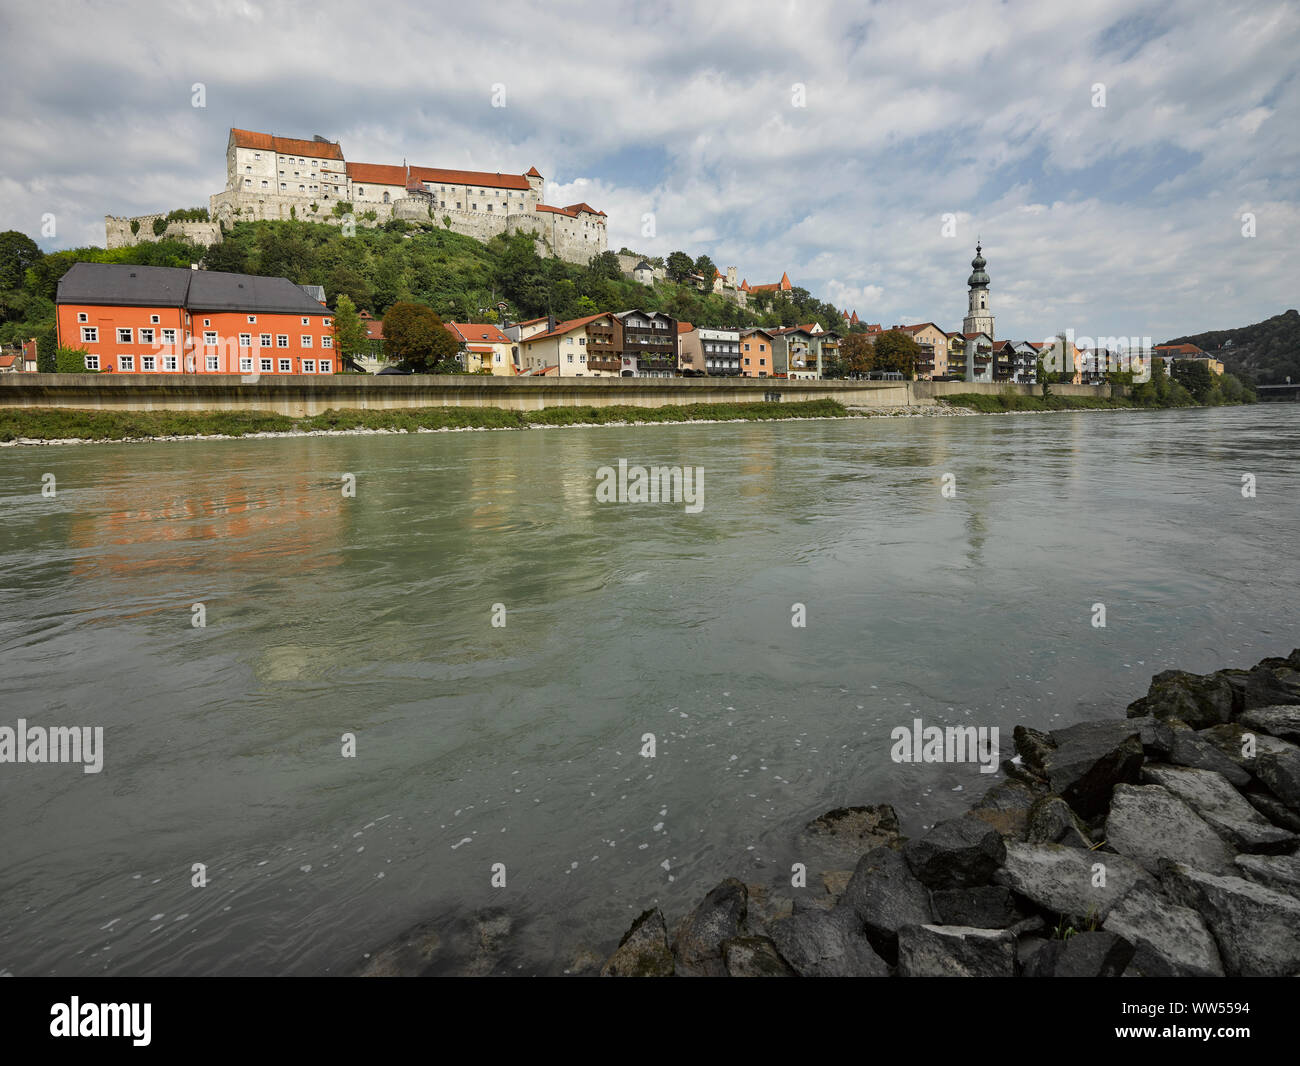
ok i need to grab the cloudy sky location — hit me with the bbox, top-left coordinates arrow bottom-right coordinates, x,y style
2,0 -> 1296,342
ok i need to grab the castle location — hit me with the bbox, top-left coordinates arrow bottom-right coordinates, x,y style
107,128 -> 608,266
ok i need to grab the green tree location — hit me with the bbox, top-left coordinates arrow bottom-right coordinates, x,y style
0,231 -> 42,292
872,330 -> 921,378
331,294 -> 368,362
152,217 -> 168,236
841,333 -> 874,378
35,322 -> 58,372
693,255 -> 716,285
665,251 -> 693,282
382,301 -> 459,371
327,265 -> 374,311
589,250 -> 622,281
1171,359 -> 1214,403
55,346 -> 93,373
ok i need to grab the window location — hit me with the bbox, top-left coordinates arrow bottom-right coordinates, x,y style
85,354 -> 100,370
319,360 -> 331,374
76,312 -> 88,323
277,335 -> 288,348
239,333 -> 251,347
204,331 -> 218,346
260,358 -> 272,372
303,359 -> 315,373
240,356 -> 253,372
117,328 -> 133,343
383,191 -> 390,204
262,181 -> 268,188
357,187 -> 364,197
301,335 -> 312,347
247,316 -> 257,324
119,355 -> 134,371
301,318 -> 309,325
244,179 -> 251,187
578,337 -> 585,345
323,319 -> 331,328
137,328 -> 154,344
321,336 -> 332,348
203,319 -> 210,327
204,355 -> 219,370
142,355 -> 156,371
744,358 -> 751,366
259,333 -> 272,347
81,326 -> 98,343
162,355 -> 177,371
279,359 -> 291,372
161,329 -> 176,345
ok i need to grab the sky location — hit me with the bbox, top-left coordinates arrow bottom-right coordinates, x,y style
1,0 -> 1296,343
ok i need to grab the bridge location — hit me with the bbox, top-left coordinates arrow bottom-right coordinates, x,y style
1257,383 -> 1300,402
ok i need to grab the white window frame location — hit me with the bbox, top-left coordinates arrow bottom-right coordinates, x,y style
142,355 -> 157,371
139,328 -> 154,344
161,328 -> 176,345
302,359 -> 316,373
240,356 -> 254,372
205,355 -> 219,371
259,333 -> 272,347
119,355 -> 134,371
321,336 -> 332,348
117,328 -> 133,343
260,357 -> 272,372
162,355 -> 178,371
277,335 -> 289,348
81,326 -> 98,342
203,331 -> 218,346
279,358 -> 291,372
77,312 -> 88,323
301,335 -> 312,347
319,360 -> 331,374
239,333 -> 251,348
85,354 -> 100,370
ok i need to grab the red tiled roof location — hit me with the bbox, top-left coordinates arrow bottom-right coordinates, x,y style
740,279 -> 750,291
677,322 -> 694,333
230,128 -> 345,160
409,166 -> 530,191
0,354 -> 16,368
751,271 -> 793,293
524,313 -> 610,342
535,202 -> 607,218
526,167 -> 542,178
346,161 -> 407,185
1154,343 -> 1205,355
894,322 -> 943,333
445,322 -> 511,345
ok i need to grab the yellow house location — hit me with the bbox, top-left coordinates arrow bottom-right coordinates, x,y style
445,322 -> 516,375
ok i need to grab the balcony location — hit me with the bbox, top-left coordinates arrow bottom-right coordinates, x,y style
587,357 -> 621,371
637,354 -> 675,369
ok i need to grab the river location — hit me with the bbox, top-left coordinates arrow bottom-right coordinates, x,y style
0,404 -> 1296,974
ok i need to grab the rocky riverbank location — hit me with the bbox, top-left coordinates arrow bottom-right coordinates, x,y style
600,650 -> 1300,977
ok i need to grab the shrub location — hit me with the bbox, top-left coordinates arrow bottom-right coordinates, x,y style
54,346 -> 94,373
152,217 -> 168,236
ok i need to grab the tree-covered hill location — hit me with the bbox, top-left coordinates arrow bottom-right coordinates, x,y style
1164,309 -> 1300,386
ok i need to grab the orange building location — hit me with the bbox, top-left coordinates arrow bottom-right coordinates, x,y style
56,263 -> 336,374
738,327 -> 774,377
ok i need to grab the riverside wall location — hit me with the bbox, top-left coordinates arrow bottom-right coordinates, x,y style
0,376 -> 1121,419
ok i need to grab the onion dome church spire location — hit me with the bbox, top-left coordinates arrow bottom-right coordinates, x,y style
962,238 -> 995,341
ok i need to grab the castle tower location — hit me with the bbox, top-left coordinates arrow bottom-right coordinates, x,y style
962,241 -> 994,341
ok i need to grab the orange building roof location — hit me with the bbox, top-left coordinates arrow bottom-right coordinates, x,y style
445,322 -> 511,345
535,202 -> 608,218
409,166 -> 530,191
346,161 -> 408,185
526,167 -> 542,178
230,128 -> 344,160
525,313 -> 611,342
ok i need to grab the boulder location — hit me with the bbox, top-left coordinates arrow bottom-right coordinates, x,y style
930,885 -> 1024,929
1243,790 -> 1300,832
1141,764 -> 1296,853
1101,886 -> 1224,977
1012,725 -> 1056,777
1105,784 -> 1235,874
968,778 -> 1040,840
839,845 -> 933,961
354,918 -> 442,977
995,841 -> 1154,921
1233,854 -> 1300,899
1256,743 -> 1300,809
601,908 -> 675,977
799,804 -> 902,866
1239,705 -> 1300,743
1042,721 -> 1144,819
822,870 -> 853,901
1237,665 -> 1300,710
671,878 -> 748,976
1161,862 -> 1300,977
1197,722 -> 1293,772
1020,931 -> 1135,977
902,816 -> 1007,888
744,882 -> 793,928
896,924 -> 1016,977
1127,670 -> 1235,729
766,905 -> 889,977
1026,796 -> 1092,848
721,936 -> 797,977
1168,727 -> 1253,787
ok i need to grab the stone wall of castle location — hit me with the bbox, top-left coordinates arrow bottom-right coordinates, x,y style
105,214 -> 222,250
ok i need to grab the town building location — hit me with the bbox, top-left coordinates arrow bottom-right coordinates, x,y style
749,272 -> 794,296
515,313 -> 621,377
1155,343 -> 1225,375
892,323 -> 949,379
445,322 -> 515,375
679,327 -> 742,376
613,310 -> 678,377
962,242 -> 995,340
738,328 -> 774,377
56,263 -> 336,375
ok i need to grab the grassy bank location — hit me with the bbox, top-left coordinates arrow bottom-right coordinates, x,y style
941,392 -> 1137,413
0,399 -> 850,443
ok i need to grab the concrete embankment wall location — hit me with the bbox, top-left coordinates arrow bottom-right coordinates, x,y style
0,375 -> 1120,418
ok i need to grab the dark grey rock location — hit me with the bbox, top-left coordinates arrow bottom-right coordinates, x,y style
602,908 -> 675,977
1256,743 -> 1300,809
968,778 -> 1040,841
1027,795 -> 1093,848
799,804 -> 902,866
1101,886 -> 1224,977
1161,862 -> 1300,977
721,936 -> 797,977
995,841 -> 1154,921
1233,854 -> 1300,899
1240,705 -> 1300,743
1021,931 -> 1135,977
1238,665 -> 1300,711
930,885 -> 1023,928
1105,784 -> 1235,874
1127,670 -> 1235,729
897,924 -> 1015,977
1169,728 -> 1253,787
671,877 -> 747,976
744,883 -> 792,928
1197,722 -> 1293,772
354,918 -> 442,976
903,816 -> 1007,888
1243,790 -> 1300,832
840,845 -> 933,961
1013,725 -> 1056,777
766,905 -> 889,977
1142,764 -> 1297,853
1042,721 -> 1145,819
1129,715 -> 1176,756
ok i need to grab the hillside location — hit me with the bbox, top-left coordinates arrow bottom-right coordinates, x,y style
0,220 -> 853,364
1164,309 -> 1300,386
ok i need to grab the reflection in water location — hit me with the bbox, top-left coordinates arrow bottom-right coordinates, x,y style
0,407 -> 1297,976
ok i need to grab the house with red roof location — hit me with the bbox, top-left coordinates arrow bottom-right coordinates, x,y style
517,313 -> 621,377
444,322 -> 515,375
749,271 -> 794,295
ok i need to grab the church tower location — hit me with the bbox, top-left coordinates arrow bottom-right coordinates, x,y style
962,241 -> 994,340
